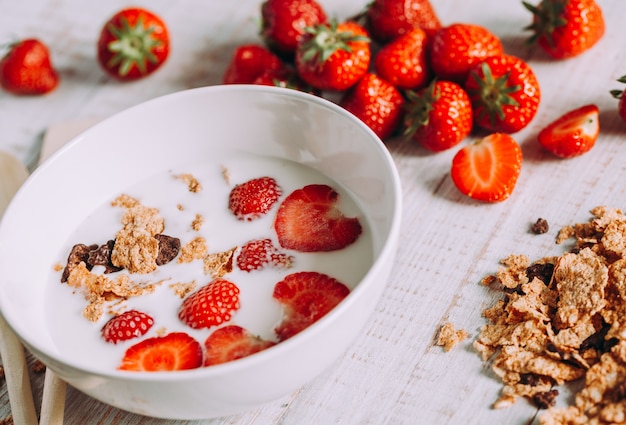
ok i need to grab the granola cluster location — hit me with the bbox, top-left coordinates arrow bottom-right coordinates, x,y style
475,206 -> 626,424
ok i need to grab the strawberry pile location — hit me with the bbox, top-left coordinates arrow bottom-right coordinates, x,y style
62,175 -> 363,372
220,0 -> 610,202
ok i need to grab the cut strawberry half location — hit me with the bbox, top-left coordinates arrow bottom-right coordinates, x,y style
228,176 -> 283,221
118,332 -> 203,372
204,325 -> 276,366
178,279 -> 240,329
236,238 -> 294,272
273,271 -> 350,340
450,133 -> 523,203
274,184 -> 362,252
101,309 -> 154,344
537,104 -> 599,158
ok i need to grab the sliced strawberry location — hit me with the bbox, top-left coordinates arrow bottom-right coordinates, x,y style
101,309 -> 154,344
274,184 -> 362,252
273,271 -> 350,340
450,133 -> 523,203
537,104 -> 599,158
236,238 -> 294,272
204,325 -> 276,366
118,332 -> 203,372
178,279 -> 240,329
228,177 -> 283,221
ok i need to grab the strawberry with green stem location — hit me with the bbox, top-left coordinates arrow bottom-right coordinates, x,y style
464,54 -> 540,134
97,7 -> 170,81
610,75 -> 626,124
523,0 -> 605,59
404,80 -> 473,152
295,20 -> 371,92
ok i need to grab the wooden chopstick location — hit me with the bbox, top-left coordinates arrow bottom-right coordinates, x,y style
0,315 -> 38,425
39,369 -> 66,425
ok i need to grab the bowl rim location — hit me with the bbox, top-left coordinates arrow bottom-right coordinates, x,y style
0,84 -> 403,380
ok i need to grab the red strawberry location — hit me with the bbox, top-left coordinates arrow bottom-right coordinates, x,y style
464,54 -> 541,133
204,325 -> 276,366
339,73 -> 405,140
252,66 -> 318,94
273,271 -> 350,340
97,8 -> 170,81
101,309 -> 154,344
524,0 -> 604,59
374,28 -> 431,90
404,80 -> 473,152
178,279 -> 240,329
537,104 -> 599,158
236,238 -> 294,272
274,184 -> 362,252
0,39 -> 59,95
222,44 -> 284,84
295,20 -> 371,92
228,176 -> 283,221
610,75 -> 626,124
261,0 -> 328,57
450,133 -> 523,203
366,0 -> 442,42
430,23 -> 504,83
118,332 -> 203,372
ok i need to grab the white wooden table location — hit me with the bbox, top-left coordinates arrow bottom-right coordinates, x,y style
1,0 -> 626,423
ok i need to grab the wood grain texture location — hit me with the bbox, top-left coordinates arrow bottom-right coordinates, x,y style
1,0 -> 625,423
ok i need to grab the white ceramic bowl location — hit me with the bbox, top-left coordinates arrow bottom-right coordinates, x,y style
0,85 -> 401,420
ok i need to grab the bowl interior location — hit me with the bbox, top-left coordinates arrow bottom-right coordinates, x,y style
0,85 -> 401,375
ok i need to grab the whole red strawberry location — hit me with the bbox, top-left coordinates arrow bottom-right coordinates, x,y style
339,73 -> 404,140
451,133 -> 523,203
97,7 -> 170,81
374,28 -> 431,90
0,39 -> 59,95
274,184 -> 363,252
404,80 -> 473,152
464,54 -> 541,133
524,0 -> 604,59
178,279 -> 240,329
204,325 -> 275,366
228,176 -> 283,221
101,309 -> 154,344
610,75 -> 626,124
537,104 -> 599,158
366,0 -> 442,42
295,20 -> 371,92
273,271 -> 350,340
261,0 -> 327,57
222,44 -> 284,84
430,23 -> 503,83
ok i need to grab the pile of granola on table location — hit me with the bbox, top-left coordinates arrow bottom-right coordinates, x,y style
475,206 -> 626,424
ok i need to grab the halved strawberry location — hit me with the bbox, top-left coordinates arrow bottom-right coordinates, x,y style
178,279 -> 240,329
101,309 -> 154,344
236,238 -> 294,272
118,332 -> 203,372
228,176 -> 283,221
274,184 -> 362,252
273,271 -> 350,340
450,133 -> 523,203
204,325 -> 276,366
537,104 -> 599,158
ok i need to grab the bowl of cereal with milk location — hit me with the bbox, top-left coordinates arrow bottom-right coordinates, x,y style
0,85 -> 402,419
